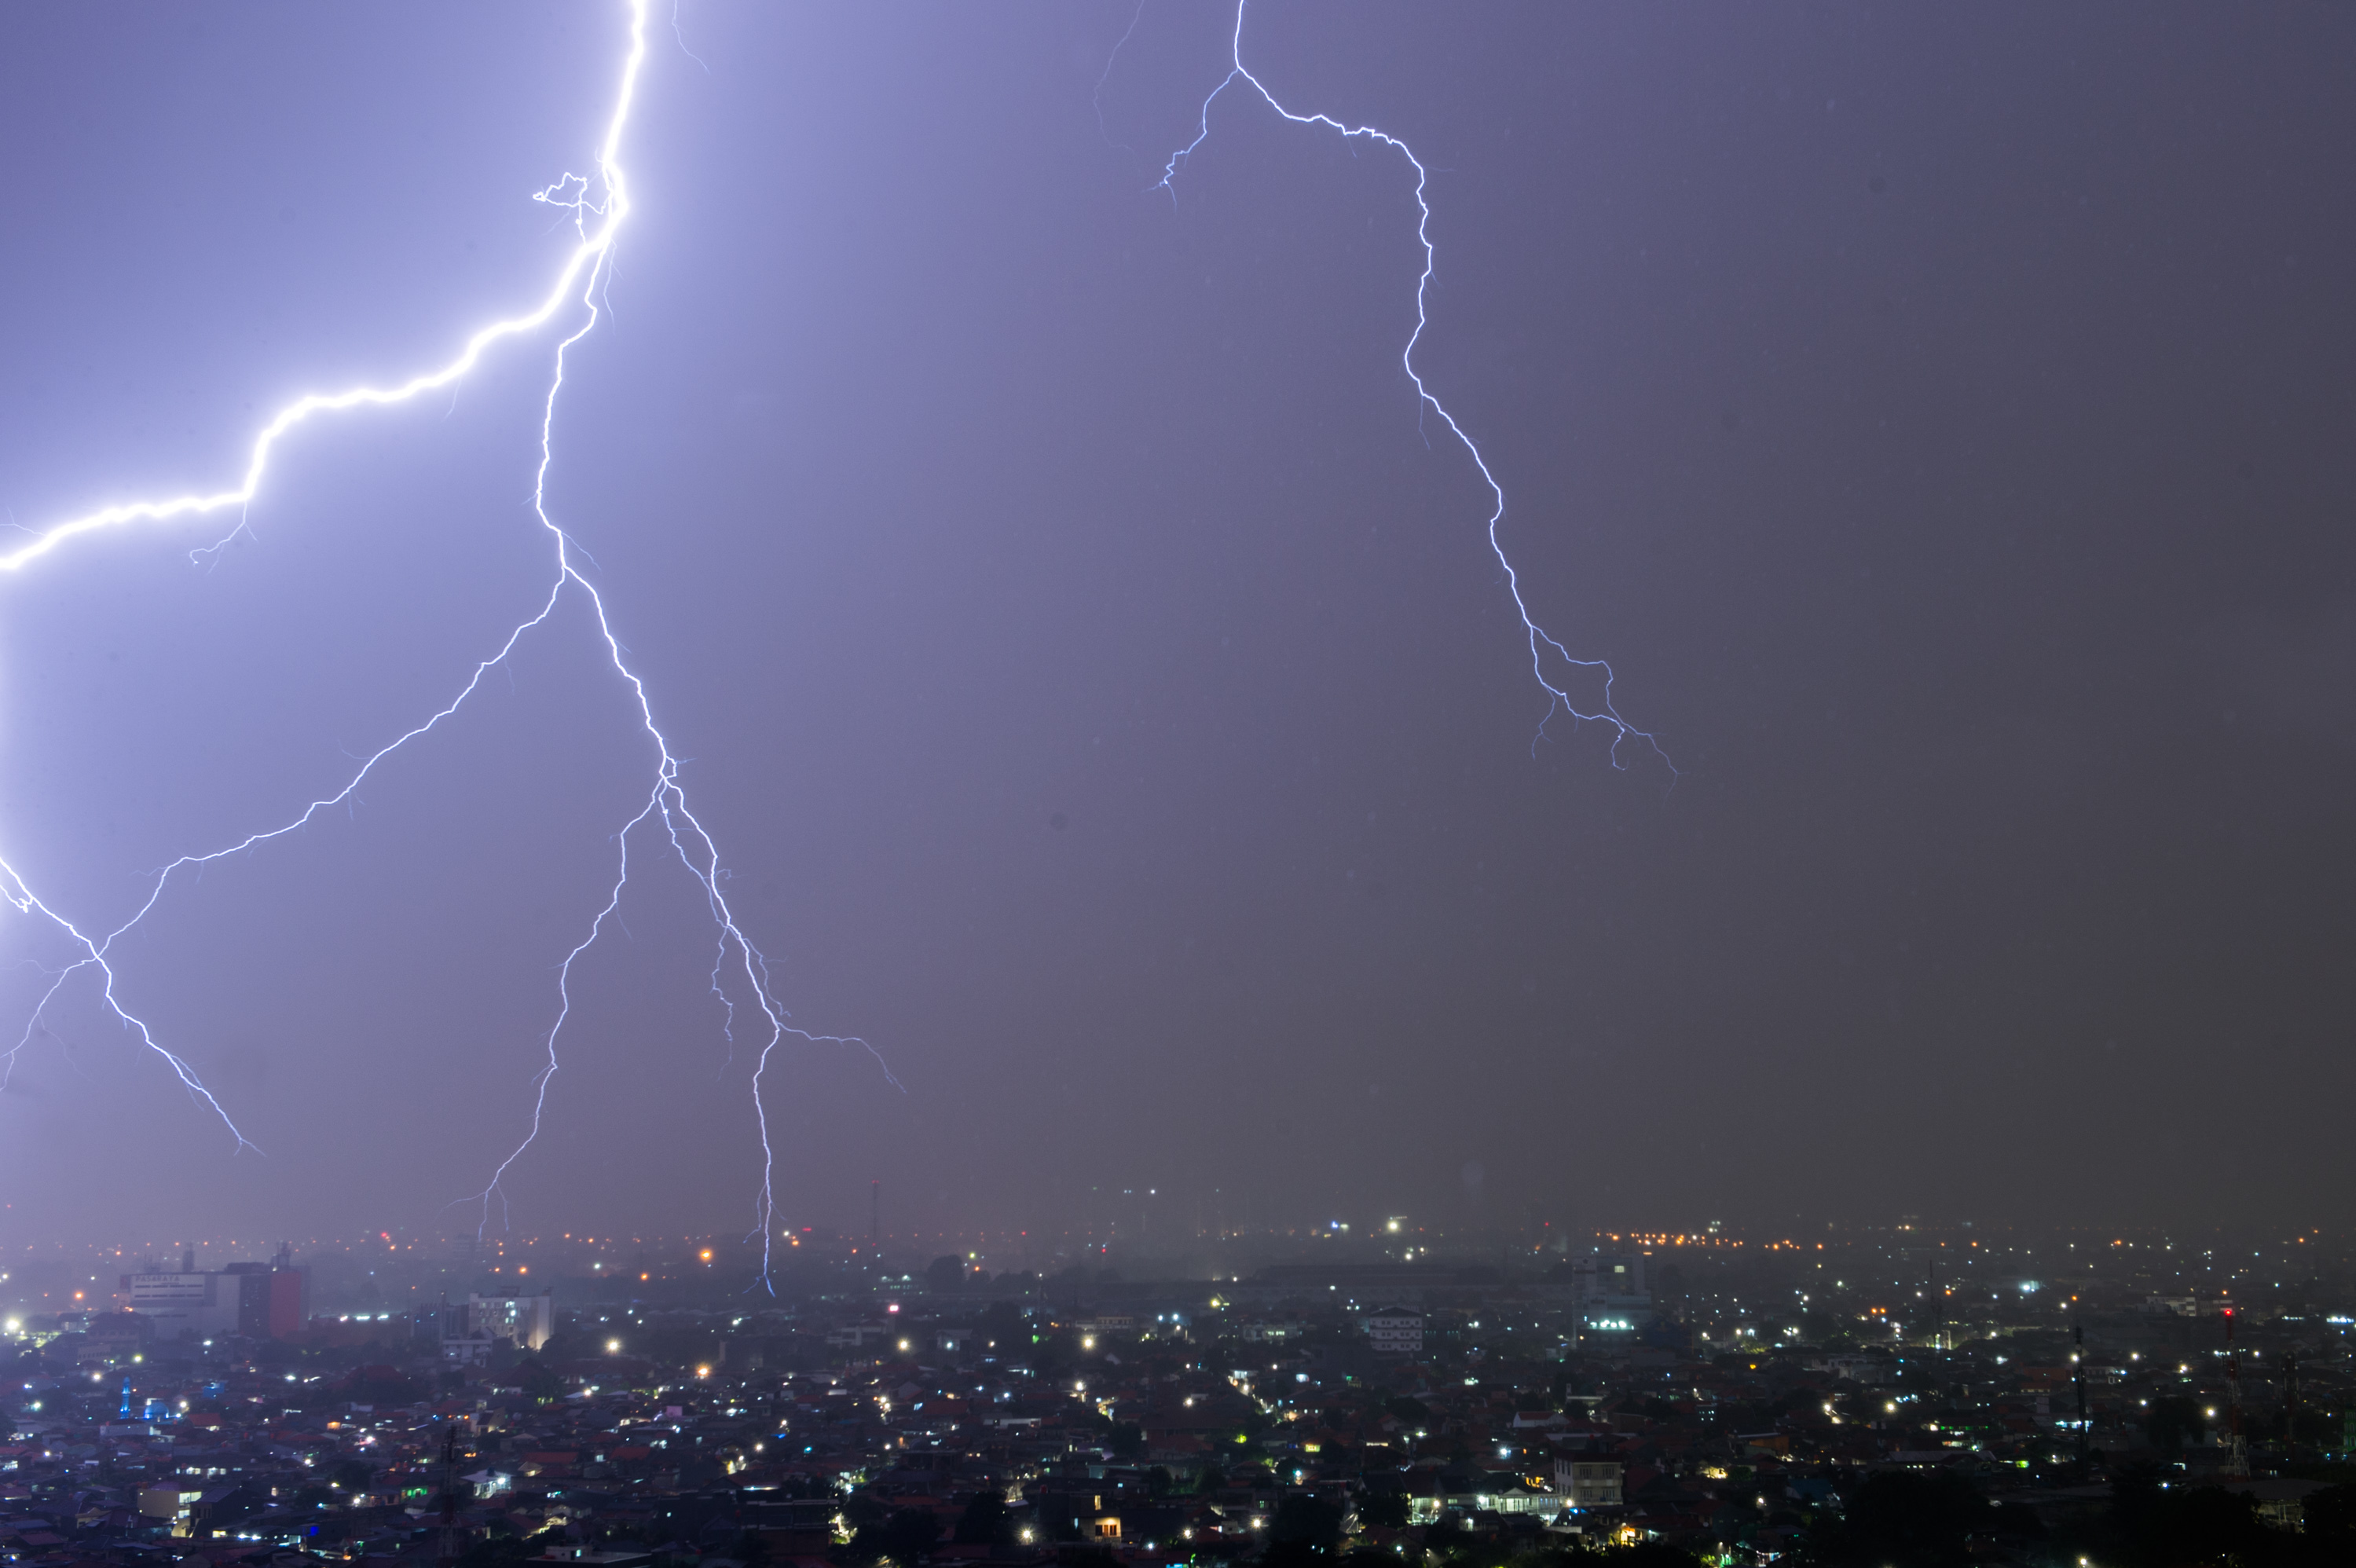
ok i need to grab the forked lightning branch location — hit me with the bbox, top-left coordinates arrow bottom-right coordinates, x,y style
1,1 -> 1657,1278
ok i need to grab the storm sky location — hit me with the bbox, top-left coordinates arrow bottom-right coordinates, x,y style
0,2 -> 2349,1247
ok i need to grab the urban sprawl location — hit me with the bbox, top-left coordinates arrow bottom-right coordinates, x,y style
0,1222 -> 2351,1567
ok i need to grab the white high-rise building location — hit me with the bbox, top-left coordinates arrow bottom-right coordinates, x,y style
469,1291 -> 554,1350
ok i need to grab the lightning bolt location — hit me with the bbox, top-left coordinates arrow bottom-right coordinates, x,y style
0,0 -> 877,1284
1157,0 -> 1672,776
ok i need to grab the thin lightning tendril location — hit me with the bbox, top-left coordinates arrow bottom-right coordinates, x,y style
1094,0 -> 1149,152
0,0 -> 881,1287
1160,1 -> 1672,776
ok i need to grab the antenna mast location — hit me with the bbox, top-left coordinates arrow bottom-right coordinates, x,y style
2222,1305 -> 2249,1478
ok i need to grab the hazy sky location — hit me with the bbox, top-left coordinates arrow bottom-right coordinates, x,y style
0,2 -> 2349,1248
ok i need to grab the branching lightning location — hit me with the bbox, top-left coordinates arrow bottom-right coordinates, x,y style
9,0 -> 1666,1277
0,0 -> 875,1284
1157,1 -> 1671,775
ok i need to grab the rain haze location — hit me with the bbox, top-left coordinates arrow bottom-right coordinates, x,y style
0,2 -> 2350,1250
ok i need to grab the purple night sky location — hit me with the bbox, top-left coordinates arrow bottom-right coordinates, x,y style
0,2 -> 2349,1244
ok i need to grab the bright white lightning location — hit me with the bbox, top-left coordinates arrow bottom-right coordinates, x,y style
1159,1 -> 1672,775
0,0 -> 868,1281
